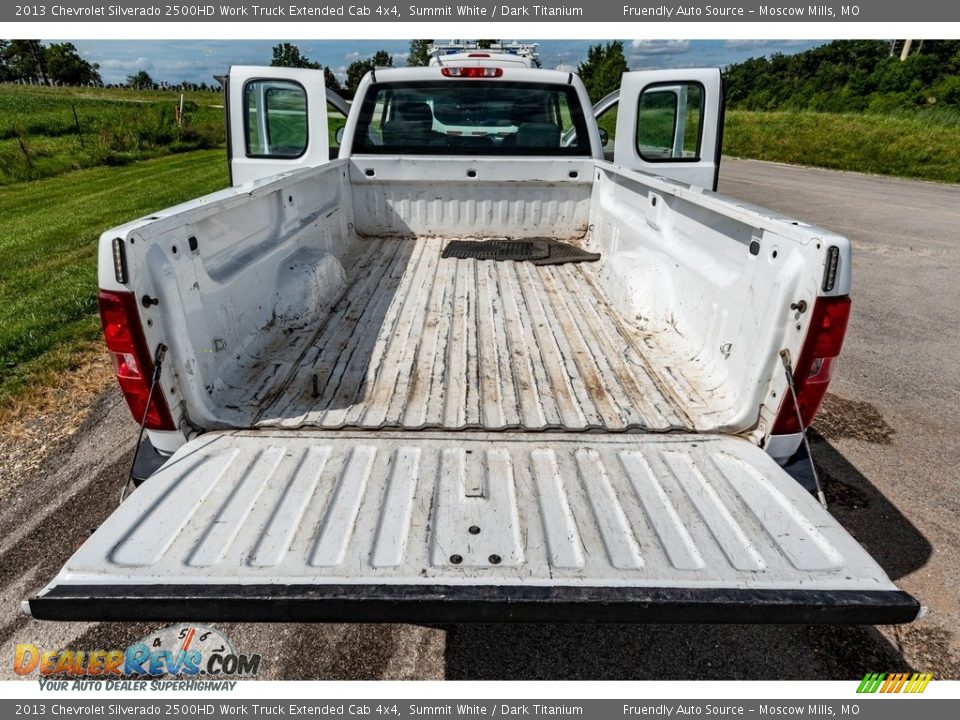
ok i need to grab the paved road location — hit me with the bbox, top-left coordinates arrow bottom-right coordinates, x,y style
1,158 -> 957,680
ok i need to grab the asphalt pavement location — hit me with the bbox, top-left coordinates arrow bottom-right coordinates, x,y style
1,158 -> 957,680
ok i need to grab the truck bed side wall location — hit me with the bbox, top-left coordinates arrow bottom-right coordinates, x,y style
589,165 -> 840,437
101,161 -> 354,431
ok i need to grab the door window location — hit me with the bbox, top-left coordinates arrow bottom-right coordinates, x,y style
244,80 -> 308,158
636,82 -> 704,162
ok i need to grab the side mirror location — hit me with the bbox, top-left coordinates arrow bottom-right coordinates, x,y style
598,127 -> 609,146
335,126 -> 345,145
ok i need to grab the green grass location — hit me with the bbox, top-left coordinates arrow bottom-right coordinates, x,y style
0,83 -> 345,412
596,105 -> 960,183
724,109 -> 960,184
0,150 -> 228,407
0,83 -> 226,184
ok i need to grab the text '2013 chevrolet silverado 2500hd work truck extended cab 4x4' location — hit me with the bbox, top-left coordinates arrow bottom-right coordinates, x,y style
27,57 -> 921,624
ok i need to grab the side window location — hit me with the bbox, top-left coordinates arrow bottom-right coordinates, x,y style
636,82 -> 704,162
595,104 -> 618,160
556,93 -> 579,142
244,80 -> 307,158
328,101 -> 348,158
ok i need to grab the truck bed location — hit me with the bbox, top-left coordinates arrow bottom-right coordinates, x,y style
248,237 -> 710,432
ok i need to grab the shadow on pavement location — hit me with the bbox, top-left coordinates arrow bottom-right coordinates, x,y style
443,435 -> 932,680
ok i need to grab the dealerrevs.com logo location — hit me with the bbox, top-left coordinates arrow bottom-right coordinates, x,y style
14,625 -> 261,690
857,673 -> 933,694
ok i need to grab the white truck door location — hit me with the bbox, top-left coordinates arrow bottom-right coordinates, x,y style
612,68 -> 724,190
226,66 -> 331,186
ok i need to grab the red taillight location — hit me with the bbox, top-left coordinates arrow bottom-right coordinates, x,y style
441,67 -> 503,78
98,290 -> 175,431
772,296 -> 852,435
467,53 -> 490,58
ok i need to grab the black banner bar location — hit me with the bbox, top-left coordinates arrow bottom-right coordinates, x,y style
0,700 -> 955,719
4,1 -> 956,23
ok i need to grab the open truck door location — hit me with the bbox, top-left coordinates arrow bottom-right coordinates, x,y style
611,68 -> 724,190
226,65 -> 341,186
28,432 -> 919,623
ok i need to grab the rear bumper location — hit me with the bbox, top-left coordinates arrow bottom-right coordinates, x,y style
29,584 -> 922,625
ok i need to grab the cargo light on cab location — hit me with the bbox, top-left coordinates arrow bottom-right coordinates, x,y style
441,67 -> 504,78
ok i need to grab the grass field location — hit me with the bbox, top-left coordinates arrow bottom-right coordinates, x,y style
0,84 -> 226,184
724,109 -> 960,184
597,106 -> 960,183
0,83 -> 349,414
0,150 -> 228,411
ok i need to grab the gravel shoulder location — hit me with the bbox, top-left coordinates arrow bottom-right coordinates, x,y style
1,158 -> 957,681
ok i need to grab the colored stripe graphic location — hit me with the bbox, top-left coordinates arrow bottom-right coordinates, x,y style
857,673 -> 885,693
857,672 -> 932,693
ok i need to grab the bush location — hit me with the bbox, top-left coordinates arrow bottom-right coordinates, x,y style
0,84 -> 226,184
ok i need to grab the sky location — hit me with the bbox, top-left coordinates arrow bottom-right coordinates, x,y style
61,39 -> 826,86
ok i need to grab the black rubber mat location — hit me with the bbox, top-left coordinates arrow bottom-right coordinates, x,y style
442,239 -> 599,265
532,240 -> 602,266
441,239 -> 549,261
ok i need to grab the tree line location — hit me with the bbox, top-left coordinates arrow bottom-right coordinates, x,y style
273,39 -> 630,103
0,38 -> 631,102
268,42 -> 394,99
0,40 -> 101,85
16,38 -> 955,114
724,40 -> 960,112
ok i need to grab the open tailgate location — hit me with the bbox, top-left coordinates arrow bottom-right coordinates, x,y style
29,431 -> 919,624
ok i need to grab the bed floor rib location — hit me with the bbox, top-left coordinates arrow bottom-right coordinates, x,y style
255,237 -> 701,432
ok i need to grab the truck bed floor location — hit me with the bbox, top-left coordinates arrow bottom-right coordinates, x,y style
254,237 -> 706,432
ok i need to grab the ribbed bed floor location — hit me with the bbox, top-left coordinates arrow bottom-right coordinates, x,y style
254,238 -> 704,431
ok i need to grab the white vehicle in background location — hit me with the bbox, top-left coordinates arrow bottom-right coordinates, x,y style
428,40 -> 541,68
27,49 -> 920,625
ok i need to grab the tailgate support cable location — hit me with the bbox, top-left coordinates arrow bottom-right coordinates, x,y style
779,349 -> 827,508
119,343 -> 167,504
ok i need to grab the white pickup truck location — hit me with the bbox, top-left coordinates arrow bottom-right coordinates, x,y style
28,58 -> 920,624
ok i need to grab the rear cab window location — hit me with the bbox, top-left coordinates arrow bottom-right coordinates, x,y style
351,81 -> 592,156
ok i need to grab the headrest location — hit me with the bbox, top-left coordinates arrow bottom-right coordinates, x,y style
511,103 -> 544,124
395,102 -> 433,123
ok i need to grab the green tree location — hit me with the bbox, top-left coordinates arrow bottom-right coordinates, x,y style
126,70 -> 155,90
3,39 -> 49,84
577,41 -> 628,104
371,50 -> 394,67
721,40 -> 960,112
270,42 -> 341,96
0,40 -> 10,82
270,42 -> 320,69
477,40 -> 497,49
345,50 -> 393,98
324,66 -> 343,94
45,42 -> 101,85
345,60 -> 371,98
407,39 -> 433,67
